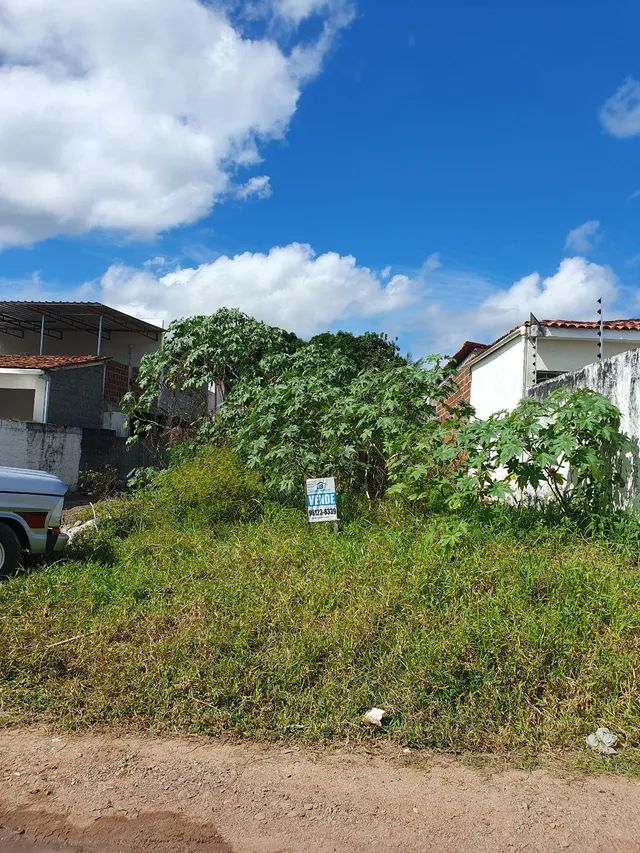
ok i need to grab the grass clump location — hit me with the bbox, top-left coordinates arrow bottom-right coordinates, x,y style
0,447 -> 639,768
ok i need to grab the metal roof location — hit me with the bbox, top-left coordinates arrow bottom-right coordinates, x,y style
0,301 -> 162,342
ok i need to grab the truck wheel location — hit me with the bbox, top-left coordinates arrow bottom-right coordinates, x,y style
0,522 -> 23,577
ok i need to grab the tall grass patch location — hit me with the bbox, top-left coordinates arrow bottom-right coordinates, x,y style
0,449 -> 638,761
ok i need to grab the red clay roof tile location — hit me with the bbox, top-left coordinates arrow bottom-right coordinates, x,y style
0,355 -> 109,370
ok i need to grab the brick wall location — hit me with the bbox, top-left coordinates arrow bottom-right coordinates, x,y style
436,364 -> 472,420
104,359 -> 130,403
436,347 -> 486,420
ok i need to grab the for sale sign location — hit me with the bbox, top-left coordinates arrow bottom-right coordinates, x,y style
305,477 -> 338,523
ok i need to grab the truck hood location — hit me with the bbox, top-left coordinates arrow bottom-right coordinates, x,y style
0,466 -> 68,496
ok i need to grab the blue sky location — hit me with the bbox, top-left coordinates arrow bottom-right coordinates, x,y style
1,0 -> 639,355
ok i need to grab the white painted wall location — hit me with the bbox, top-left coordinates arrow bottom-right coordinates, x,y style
0,419 -> 82,489
537,337 -> 640,373
102,410 -> 128,437
0,369 -> 49,422
0,329 -> 159,367
470,334 -> 525,419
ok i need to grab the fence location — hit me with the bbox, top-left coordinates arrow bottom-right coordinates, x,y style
0,419 -> 158,491
529,347 -> 640,505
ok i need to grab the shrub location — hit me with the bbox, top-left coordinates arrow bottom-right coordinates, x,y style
78,466 -> 119,500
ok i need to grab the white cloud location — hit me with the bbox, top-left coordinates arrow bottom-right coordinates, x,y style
261,0 -> 353,26
0,0 -> 348,248
99,242 -> 416,336
564,220 -> 600,253
463,257 -> 617,341
234,175 -> 273,200
600,78 -> 640,137
273,0 -> 331,23
416,257 -> 619,353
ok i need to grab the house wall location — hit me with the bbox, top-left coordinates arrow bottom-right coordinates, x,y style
470,335 -> 525,419
0,328 -> 159,367
79,429 -> 160,485
0,419 -> 161,491
529,347 -> 640,505
436,349 -> 484,420
537,337 -> 640,373
0,370 -> 48,422
47,364 -> 105,429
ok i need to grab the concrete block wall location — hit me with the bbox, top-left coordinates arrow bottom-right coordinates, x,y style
529,347 -> 640,505
47,364 -> 105,429
0,419 -> 161,491
0,419 -> 82,488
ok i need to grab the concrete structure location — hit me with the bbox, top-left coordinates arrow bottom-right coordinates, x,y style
530,347 -> 640,505
0,419 -> 158,490
436,341 -> 487,420
0,303 -> 165,488
0,301 -> 163,429
0,301 -> 161,364
446,319 -> 640,419
0,355 -> 108,428
0,420 -> 82,488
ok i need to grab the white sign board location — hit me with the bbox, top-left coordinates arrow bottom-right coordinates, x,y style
305,477 -> 338,523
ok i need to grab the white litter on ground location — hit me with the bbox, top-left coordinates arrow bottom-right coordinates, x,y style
362,708 -> 386,728
64,518 -> 97,542
586,727 -> 618,755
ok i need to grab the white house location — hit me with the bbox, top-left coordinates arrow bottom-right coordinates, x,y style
449,319 -> 640,419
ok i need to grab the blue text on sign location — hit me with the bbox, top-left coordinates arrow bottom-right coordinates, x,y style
306,492 -> 337,508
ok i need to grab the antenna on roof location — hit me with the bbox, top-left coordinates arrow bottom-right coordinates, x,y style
597,297 -> 604,361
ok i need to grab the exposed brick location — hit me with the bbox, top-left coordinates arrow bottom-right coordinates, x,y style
104,359 -> 130,403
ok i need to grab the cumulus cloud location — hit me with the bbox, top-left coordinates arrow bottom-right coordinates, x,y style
418,257 -> 619,353
99,243 -> 416,336
564,220 -> 600,253
462,257 -> 617,342
600,78 -> 640,137
0,0 -> 348,248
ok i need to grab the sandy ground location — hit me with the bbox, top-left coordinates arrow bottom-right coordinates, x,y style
0,730 -> 639,852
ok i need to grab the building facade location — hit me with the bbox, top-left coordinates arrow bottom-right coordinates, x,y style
447,319 -> 640,420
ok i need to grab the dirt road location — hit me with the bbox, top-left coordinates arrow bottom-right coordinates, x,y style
0,729 -> 639,852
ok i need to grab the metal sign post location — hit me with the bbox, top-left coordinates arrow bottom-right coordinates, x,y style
305,477 -> 338,529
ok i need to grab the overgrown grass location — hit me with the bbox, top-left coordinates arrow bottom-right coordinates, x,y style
1,448 -> 639,768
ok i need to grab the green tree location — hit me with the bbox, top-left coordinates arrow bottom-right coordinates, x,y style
452,388 -> 630,515
219,345 -> 461,497
308,330 -> 405,370
122,309 -> 300,441
391,388 -> 630,516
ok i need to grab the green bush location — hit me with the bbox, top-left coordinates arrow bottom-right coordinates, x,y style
2,495 -> 640,769
68,447 -> 263,562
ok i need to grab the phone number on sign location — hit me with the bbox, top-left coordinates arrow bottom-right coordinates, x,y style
308,508 -> 338,518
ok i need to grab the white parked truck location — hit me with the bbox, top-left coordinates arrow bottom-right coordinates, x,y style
0,467 -> 69,575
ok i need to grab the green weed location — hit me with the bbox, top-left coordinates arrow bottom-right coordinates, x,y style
0,449 -> 638,770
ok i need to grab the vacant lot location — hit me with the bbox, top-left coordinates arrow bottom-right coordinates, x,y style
0,450 -> 639,769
